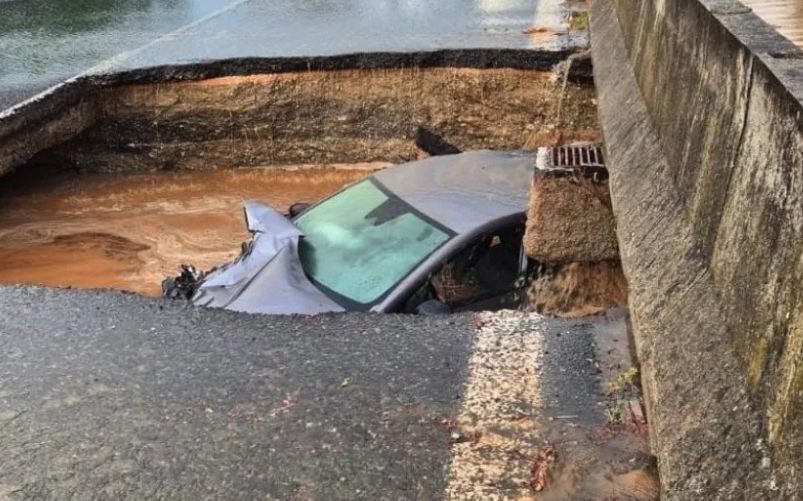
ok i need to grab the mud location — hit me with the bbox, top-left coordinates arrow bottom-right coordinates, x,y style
525,174 -> 619,263
0,165 -> 376,295
526,261 -> 629,317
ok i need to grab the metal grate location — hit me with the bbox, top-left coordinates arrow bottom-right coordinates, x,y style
534,143 -> 608,182
551,144 -> 605,169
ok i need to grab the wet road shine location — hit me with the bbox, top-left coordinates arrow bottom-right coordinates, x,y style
0,0 -> 576,110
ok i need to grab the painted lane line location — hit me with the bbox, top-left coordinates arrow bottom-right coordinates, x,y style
446,311 -> 545,500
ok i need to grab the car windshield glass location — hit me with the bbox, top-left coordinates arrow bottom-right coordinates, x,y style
296,179 -> 451,305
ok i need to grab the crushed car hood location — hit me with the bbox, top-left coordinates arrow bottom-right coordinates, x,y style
191,201 -> 344,315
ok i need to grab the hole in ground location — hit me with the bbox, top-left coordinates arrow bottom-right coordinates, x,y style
0,66 -> 601,306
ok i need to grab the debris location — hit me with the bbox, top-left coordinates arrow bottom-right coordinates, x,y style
450,430 -> 467,444
438,417 -> 458,429
530,443 -> 558,492
473,315 -> 489,329
162,264 -> 203,300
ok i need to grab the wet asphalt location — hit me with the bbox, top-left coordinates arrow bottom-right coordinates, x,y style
0,285 -> 621,499
0,0 -> 233,109
0,285 -> 472,499
0,0 -> 582,111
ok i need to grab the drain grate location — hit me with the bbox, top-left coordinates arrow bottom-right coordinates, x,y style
552,144 -> 605,168
535,143 -> 608,181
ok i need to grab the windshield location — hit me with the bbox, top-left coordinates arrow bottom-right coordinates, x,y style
296,179 -> 452,306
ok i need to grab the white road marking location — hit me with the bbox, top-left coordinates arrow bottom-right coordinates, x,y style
445,311 -> 546,501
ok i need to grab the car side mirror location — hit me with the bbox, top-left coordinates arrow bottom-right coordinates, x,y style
415,299 -> 451,315
287,202 -> 311,218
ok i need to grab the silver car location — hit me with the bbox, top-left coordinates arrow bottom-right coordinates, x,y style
180,150 -> 536,315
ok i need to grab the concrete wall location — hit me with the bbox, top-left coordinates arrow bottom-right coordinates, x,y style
590,0 -> 801,498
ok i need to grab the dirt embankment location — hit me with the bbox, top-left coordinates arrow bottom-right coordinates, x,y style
30,68 -> 598,173
527,261 -> 627,318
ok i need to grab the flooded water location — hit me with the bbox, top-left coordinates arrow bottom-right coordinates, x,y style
0,165 -> 376,296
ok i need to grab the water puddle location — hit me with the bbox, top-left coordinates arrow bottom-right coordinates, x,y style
0,165 -> 379,295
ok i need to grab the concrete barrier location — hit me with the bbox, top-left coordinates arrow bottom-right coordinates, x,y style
591,0 -> 802,498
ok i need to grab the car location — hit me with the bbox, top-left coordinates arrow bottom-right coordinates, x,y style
167,150 -> 538,315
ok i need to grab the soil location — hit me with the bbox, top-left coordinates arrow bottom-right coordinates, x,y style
36,68 -> 599,172
526,261 -> 629,317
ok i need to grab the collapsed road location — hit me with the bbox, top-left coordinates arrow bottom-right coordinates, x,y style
0,0 -> 739,498
0,0 -> 800,497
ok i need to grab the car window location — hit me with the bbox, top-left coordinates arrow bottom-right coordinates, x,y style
296,179 -> 452,306
430,224 -> 524,308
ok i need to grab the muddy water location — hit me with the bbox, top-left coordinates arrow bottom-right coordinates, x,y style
0,165 -> 378,296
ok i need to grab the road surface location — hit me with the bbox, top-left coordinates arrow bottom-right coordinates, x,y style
0,285 -> 652,499
0,0 -> 582,111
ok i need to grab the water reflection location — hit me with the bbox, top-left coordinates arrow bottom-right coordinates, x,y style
0,0 -> 232,104
111,0 -> 578,72
0,0 -> 581,109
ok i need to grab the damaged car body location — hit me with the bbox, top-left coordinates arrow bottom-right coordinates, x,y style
164,150 -> 537,315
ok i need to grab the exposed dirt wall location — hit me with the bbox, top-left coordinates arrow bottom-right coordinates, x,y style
35,68 -> 597,172
526,261 -> 628,317
0,50 -> 574,174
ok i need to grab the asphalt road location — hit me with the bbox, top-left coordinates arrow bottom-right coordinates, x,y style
0,285 -> 648,500
0,0 -> 234,110
0,285 -> 477,499
0,0 -> 583,111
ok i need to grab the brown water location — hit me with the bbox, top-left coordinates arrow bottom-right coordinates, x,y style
0,165 -> 379,296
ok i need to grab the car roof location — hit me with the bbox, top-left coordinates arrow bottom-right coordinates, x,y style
372,150 -> 536,234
